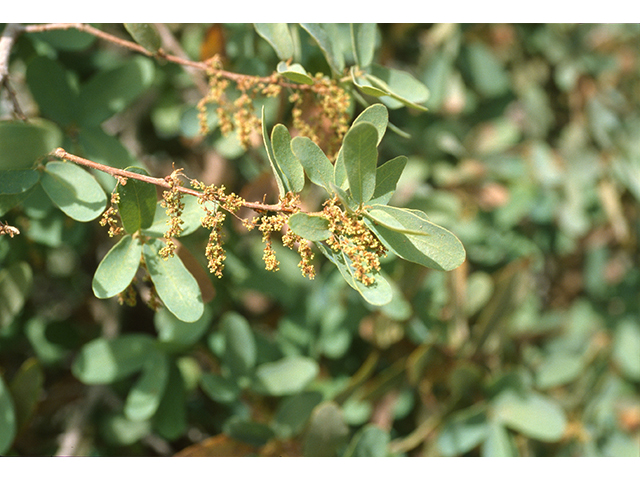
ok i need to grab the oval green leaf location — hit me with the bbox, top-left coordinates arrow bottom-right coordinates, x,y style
0,119 -> 63,170
364,205 -> 466,271
351,24 -> 377,69
41,160 -> 107,222
92,234 -> 142,299
300,24 -> 344,76
124,349 -> 169,421
200,373 -> 241,404
255,356 -> 319,396
221,312 -> 257,378
0,376 -> 17,455
303,401 -> 349,457
367,64 -> 430,111
288,212 -> 331,241
124,23 -> 162,53
254,24 -> 294,60
272,124 -> 305,193
0,169 -> 40,195
79,56 -> 155,126
116,166 -> 157,233
143,238 -> 204,323
71,334 -> 154,384
493,390 -> 567,442
291,136 -> 334,193
342,122 -> 378,204
277,61 -> 314,85
0,262 -> 33,330
370,155 -> 407,205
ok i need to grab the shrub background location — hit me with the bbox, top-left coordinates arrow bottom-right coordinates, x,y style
0,23 -> 638,456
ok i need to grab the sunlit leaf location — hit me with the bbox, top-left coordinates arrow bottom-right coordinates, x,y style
143,238 -> 204,323
288,212 -> 331,241
116,166 -> 157,233
276,61 -> 314,85
291,136 -> 334,193
124,23 -> 162,53
41,160 -> 107,222
300,23 -> 344,75
366,64 -> 429,111
493,390 -> 567,442
255,356 -> 319,396
364,205 -> 466,271
351,24 -> 377,69
370,155 -> 407,205
254,24 -> 294,60
72,334 -> 154,384
342,122 -> 378,204
303,401 -> 348,456
272,124 -> 305,193
92,234 -> 142,299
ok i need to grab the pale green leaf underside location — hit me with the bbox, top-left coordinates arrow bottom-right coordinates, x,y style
272,124 -> 305,193
277,61 -> 314,85
365,205 -> 466,271
342,121 -> 378,205
291,136 -> 334,193
288,212 -> 331,241
254,23 -> 294,60
143,238 -> 204,323
92,234 -> 142,299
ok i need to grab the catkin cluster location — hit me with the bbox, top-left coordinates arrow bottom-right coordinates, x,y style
323,197 -> 387,285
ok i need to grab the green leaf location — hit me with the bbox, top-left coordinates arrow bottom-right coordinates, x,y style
152,362 -> 187,440
364,205 -> 466,271
482,421 -> 516,457
370,155 -> 407,205
0,375 -> 17,455
352,103 -> 388,146
72,334 -> 154,384
0,262 -> 33,330
303,401 -> 349,456
8,358 -> 44,433
350,67 -> 388,97
124,348 -> 169,421
317,243 -> 392,306
255,356 -> 319,396
0,119 -> 63,170
261,107 -> 286,197
142,194 -> 209,238
143,238 -> 204,323
254,24 -> 294,60
291,136 -> 334,193
612,318 -> 640,381
366,64 -> 430,111
26,56 -> 80,127
493,390 -> 567,442
223,418 -> 275,447
41,160 -> 107,222
221,312 -> 257,379
437,407 -> 488,456
200,373 -> 241,404
116,167 -> 157,233
0,169 -> 40,195
288,212 -> 331,241
28,27 -> 96,51
276,61 -> 314,85
351,24 -> 376,69
272,124 -> 305,193
342,122 -> 378,204
78,56 -> 155,126
100,413 -> 150,446
92,234 -> 142,299
345,424 -> 390,457
273,391 -> 323,438
463,42 -> 510,98
535,351 -> 585,390
300,24 -> 345,75
124,23 -> 162,53
154,305 -> 214,348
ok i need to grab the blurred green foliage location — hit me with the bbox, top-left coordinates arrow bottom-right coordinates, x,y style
0,23 -> 638,457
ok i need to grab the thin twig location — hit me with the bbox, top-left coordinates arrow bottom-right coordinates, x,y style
51,148 -> 294,214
